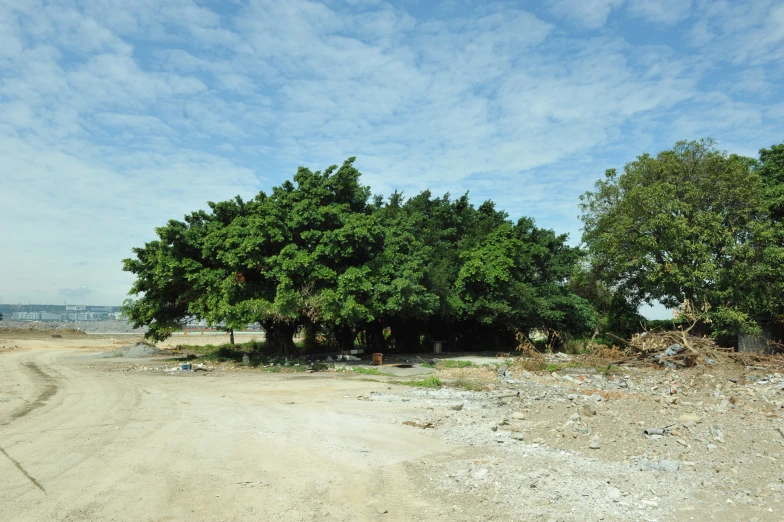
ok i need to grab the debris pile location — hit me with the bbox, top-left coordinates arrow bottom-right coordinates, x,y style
624,329 -> 784,370
626,330 -> 722,367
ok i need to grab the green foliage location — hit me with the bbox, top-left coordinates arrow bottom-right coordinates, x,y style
124,158 -> 594,353
581,139 -> 784,336
449,378 -> 486,391
441,360 -> 473,368
349,367 -> 394,376
403,376 -> 442,388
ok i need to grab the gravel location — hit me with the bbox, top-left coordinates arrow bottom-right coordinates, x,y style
0,320 -> 147,334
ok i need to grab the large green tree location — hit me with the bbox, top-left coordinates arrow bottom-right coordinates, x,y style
580,139 -> 784,336
124,158 -> 593,353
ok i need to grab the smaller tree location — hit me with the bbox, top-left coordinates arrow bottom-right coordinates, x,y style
580,139 -> 784,336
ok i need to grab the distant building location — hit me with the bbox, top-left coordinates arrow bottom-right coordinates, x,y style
66,305 -> 86,311
12,312 -> 41,320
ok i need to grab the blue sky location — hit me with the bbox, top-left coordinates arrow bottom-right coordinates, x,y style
1,0 -> 783,314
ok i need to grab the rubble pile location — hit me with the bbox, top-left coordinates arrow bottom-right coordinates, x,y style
626,330 -> 725,368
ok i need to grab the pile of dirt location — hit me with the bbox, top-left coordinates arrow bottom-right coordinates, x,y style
100,343 -> 160,358
0,322 -> 88,337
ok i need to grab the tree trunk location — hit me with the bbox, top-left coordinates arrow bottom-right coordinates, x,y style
366,320 -> 387,352
302,322 -> 320,351
229,328 -> 235,345
332,325 -> 356,352
262,320 -> 299,355
390,319 -> 421,353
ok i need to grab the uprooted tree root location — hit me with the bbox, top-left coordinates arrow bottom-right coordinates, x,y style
615,329 -> 784,371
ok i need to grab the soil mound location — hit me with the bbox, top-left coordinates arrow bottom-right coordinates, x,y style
101,343 -> 159,358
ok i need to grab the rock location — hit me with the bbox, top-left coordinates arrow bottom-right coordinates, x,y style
567,394 -> 578,401
326,356 -> 334,362
510,432 -> 525,441
589,440 -> 601,450
498,365 -> 508,379
473,468 -> 488,480
582,406 -> 596,417
707,443 -> 718,452
606,486 -> 622,501
638,459 -> 681,472
678,413 -> 701,423
777,426 -> 784,439
512,412 -> 525,420
710,425 -> 725,443
449,403 -> 464,411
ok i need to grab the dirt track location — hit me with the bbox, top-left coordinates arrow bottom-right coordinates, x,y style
0,342 -> 453,521
3,338 -> 784,521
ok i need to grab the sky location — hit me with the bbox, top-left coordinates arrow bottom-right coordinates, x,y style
1,0 -> 783,315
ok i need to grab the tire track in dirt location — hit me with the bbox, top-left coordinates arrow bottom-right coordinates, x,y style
1,362 -> 57,493
6,362 -> 58,423
0,445 -> 46,493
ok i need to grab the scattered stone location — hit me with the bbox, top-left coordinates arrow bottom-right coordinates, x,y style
510,432 -> 525,441
473,468 -> 489,480
606,486 -> 622,501
678,413 -> 701,423
637,459 -> 681,472
512,412 -> 525,420
450,403 -> 464,411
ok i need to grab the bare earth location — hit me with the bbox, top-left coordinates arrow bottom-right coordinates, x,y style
1,336 -> 784,521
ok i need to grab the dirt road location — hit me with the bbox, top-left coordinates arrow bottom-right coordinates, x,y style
3,338 -> 784,521
0,345 -> 454,522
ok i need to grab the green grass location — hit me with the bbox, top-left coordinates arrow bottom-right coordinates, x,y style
349,367 -> 395,376
401,376 -> 442,388
450,378 -> 486,391
419,361 -> 436,368
441,360 -> 473,368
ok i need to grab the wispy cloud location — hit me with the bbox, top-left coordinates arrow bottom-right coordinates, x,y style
1,0 -> 782,309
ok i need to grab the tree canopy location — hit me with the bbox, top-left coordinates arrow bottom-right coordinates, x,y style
580,139 -> 784,336
123,158 -> 594,353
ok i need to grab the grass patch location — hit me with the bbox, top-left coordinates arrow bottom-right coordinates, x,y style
440,360 -> 473,369
402,376 -> 442,388
419,361 -> 436,369
449,378 -> 487,392
347,367 -> 395,376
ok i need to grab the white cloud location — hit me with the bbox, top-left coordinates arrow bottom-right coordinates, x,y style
547,0 -> 625,30
627,0 -> 692,24
689,0 -> 784,66
0,0 -> 782,304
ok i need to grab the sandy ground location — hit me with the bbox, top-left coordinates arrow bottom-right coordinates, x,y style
0,338 -> 452,522
2,336 -> 784,521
